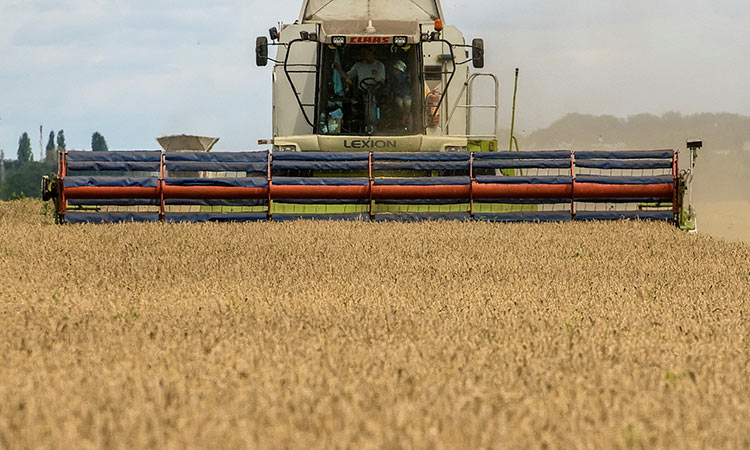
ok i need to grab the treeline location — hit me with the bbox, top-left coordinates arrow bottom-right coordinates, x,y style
0,130 -> 109,200
0,159 -> 57,201
3,113 -> 750,200
516,112 -> 750,152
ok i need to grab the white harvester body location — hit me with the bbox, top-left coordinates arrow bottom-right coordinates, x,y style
261,0 -> 497,152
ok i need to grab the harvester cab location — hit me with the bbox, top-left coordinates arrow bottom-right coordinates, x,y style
42,0 -> 700,227
256,0 -> 496,152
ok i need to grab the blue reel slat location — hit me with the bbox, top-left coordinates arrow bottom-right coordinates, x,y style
475,176 -> 573,185
473,150 -> 570,160
164,199 -> 268,206
374,152 -> 470,161
66,151 -> 162,162
473,198 -> 570,205
576,150 -> 673,160
166,161 -> 268,172
576,175 -> 674,185
271,160 -> 369,171
68,199 -> 159,206
272,152 -> 368,161
272,177 -> 369,186
163,177 -> 268,188
374,176 -> 470,186
165,151 -> 268,162
473,159 -> 571,169
66,161 -> 161,172
576,159 -> 673,170
372,161 -> 469,171
65,176 -> 158,188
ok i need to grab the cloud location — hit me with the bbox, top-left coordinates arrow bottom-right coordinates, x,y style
0,0 -> 270,150
9,2 -> 234,48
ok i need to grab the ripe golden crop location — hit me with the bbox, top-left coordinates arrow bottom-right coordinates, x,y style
1,199 -> 748,449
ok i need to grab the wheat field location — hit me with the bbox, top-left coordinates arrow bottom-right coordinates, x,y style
0,199 -> 748,449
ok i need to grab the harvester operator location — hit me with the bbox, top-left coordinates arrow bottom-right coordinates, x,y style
332,46 -> 386,132
333,46 -> 385,88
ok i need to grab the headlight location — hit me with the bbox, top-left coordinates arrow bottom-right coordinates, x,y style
274,145 -> 298,152
331,36 -> 346,47
445,146 -> 467,153
393,36 -> 408,47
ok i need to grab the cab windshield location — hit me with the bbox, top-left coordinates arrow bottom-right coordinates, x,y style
317,44 -> 423,136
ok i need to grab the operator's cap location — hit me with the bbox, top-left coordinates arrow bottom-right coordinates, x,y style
393,60 -> 407,73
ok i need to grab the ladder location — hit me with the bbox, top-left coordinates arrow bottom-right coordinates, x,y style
446,73 -> 499,140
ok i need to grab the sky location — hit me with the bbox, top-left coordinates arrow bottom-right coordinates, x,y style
1,0 -> 749,156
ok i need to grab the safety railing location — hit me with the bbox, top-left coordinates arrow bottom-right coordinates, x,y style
445,73 -> 499,140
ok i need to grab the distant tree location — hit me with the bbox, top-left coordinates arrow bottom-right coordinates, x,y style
46,131 -> 55,152
0,149 -> 5,184
56,130 -> 66,151
91,132 -> 109,152
17,133 -> 33,162
45,131 -> 56,161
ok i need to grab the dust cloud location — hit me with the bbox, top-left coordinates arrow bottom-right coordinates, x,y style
692,149 -> 750,244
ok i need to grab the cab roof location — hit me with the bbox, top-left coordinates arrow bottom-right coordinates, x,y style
300,0 -> 443,23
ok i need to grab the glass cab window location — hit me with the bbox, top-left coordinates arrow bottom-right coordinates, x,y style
317,44 -> 422,136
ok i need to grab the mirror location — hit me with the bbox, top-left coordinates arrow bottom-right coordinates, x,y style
269,27 -> 279,41
256,36 -> 269,66
472,38 -> 484,69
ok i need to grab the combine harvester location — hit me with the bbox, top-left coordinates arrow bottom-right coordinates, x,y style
42,0 -> 700,228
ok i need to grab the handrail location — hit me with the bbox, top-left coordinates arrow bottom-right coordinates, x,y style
426,38 -> 459,128
446,73 -> 499,139
283,39 -> 317,128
